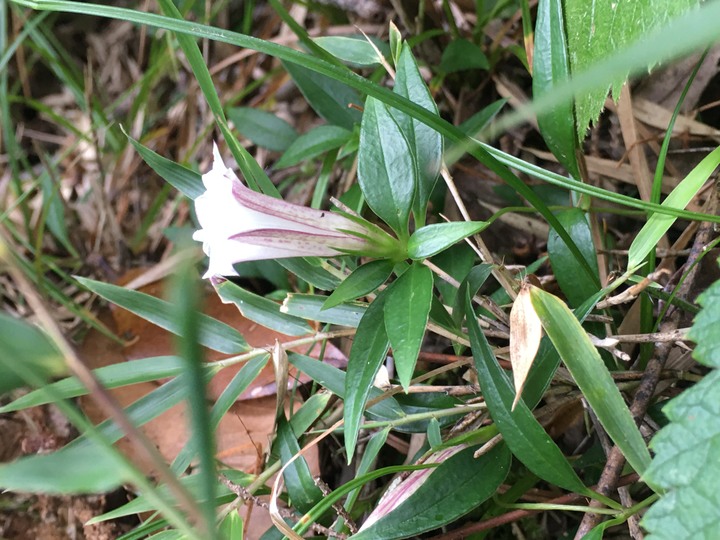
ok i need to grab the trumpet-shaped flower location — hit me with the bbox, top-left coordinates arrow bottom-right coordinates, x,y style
193,144 -> 397,279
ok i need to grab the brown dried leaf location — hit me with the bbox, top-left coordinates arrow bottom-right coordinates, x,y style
509,283 -> 543,410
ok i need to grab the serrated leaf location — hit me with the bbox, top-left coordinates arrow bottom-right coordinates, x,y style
628,145 -> 720,271
351,444 -> 510,540
688,272 -> 720,368
407,221 -> 488,260
393,44 -> 443,220
323,260 -> 394,310
76,277 -> 250,354
529,286 -> 652,476
566,0 -> 699,138
357,96 -> 416,236
384,264 -> 433,390
226,107 -> 298,152
344,290 -> 391,460
533,0 -> 580,179
643,368 -> 720,539
643,270 -> 720,539
275,125 -> 352,168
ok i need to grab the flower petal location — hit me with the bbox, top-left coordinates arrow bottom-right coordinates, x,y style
232,228 -> 369,255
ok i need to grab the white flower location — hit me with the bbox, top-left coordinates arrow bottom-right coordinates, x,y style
193,144 -> 396,279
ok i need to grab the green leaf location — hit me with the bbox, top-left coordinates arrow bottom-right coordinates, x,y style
393,44 -> 443,220
288,353 -> 405,426
88,470 -> 254,523
0,441 -> 131,494
389,23 -> 402,65
439,38 -> 489,73
169,261 -> 216,537
344,290 -> 391,460
127,135 -> 204,199
384,264 -> 433,390
642,372 -> 720,538
643,270 -> 720,537
0,356 -> 183,413
276,416 -> 324,513
547,208 -> 600,306
219,511 -> 243,539
351,444 -> 510,540
357,96 -> 416,236
688,273 -> 720,369
343,428 -> 390,514
407,221 -> 488,260
78,376 -> 189,444
274,125 -> 352,168
432,243 -> 477,306
156,0 -> 278,197
282,293 -> 366,328
628,145 -> 720,271
277,257 -> 341,291
173,355 -> 269,475
533,0 -> 580,179
282,60 -> 362,130
323,259 -> 393,310
452,263 -> 494,328
465,292 -> 590,493
313,36 -> 384,66
530,286 -> 652,476
76,277 -> 250,354
215,280 -> 312,336
226,107 -> 298,152
0,313 -> 66,395
39,167 -> 76,255
565,0 -> 699,139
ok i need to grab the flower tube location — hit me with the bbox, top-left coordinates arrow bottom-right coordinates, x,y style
193,144 -> 397,279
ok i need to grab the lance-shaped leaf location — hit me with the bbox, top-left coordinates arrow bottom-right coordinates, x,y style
357,98 -> 416,237
384,264 -> 434,390
393,43 -> 443,220
529,286 -> 652,477
628,145 -> 720,271
533,0 -> 580,179
344,290 -> 391,460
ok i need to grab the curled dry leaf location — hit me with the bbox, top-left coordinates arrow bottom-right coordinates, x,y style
509,282 -> 543,410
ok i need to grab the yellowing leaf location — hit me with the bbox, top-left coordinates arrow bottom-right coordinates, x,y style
509,283 -> 543,410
